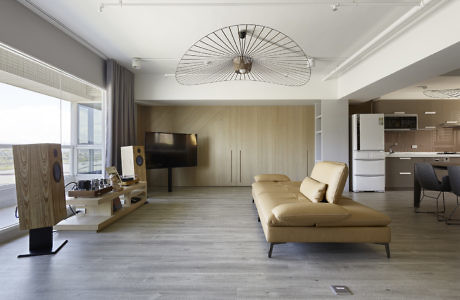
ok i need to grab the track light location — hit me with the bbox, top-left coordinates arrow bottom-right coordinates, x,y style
331,2 -> 340,11
132,58 -> 141,69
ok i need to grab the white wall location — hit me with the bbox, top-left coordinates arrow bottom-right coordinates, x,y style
135,73 -> 337,101
0,0 -> 105,87
320,99 -> 349,190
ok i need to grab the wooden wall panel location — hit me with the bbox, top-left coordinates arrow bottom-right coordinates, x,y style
137,105 -> 315,187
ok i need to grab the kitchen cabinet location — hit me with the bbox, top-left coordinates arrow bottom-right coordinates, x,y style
386,157 -> 421,190
373,100 -> 460,130
385,156 -> 460,190
415,102 -> 438,130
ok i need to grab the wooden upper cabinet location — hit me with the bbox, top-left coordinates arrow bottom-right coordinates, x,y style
442,101 -> 460,124
416,101 -> 437,130
374,100 -> 417,114
373,100 -> 460,130
373,101 -> 396,114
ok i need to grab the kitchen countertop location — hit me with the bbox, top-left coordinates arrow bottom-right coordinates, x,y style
385,152 -> 460,158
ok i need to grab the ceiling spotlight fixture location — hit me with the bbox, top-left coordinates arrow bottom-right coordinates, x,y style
331,2 -> 340,11
423,88 -> 460,99
176,24 -> 311,86
131,58 -> 142,69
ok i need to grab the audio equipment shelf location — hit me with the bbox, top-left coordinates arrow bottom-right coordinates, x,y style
55,182 -> 147,232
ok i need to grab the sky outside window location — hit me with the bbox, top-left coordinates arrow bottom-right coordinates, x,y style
0,82 -> 71,145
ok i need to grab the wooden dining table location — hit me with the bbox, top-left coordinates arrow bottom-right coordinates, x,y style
413,162 -> 458,208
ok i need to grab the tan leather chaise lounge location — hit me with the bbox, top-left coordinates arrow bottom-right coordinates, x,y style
252,161 -> 391,258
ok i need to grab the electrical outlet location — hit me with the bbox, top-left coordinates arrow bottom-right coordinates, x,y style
412,145 -> 418,149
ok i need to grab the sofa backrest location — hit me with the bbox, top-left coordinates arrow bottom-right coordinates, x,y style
310,161 -> 348,203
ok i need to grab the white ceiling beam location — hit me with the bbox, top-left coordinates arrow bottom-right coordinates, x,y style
99,0 -> 421,11
322,0 -> 440,81
337,0 -> 460,101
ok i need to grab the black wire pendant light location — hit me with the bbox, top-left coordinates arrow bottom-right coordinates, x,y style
176,24 -> 311,86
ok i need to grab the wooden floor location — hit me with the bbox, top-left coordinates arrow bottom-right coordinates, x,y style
1,187 -> 460,299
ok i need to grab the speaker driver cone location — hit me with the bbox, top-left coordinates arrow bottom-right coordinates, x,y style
136,155 -> 144,166
53,162 -> 62,182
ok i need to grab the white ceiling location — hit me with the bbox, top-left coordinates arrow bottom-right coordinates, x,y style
25,0 -> 419,77
379,75 -> 460,100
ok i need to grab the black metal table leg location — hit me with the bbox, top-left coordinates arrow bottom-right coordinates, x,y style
414,166 -> 421,209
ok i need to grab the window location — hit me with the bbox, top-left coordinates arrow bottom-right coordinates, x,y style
0,82 -> 72,186
77,103 -> 103,174
0,43 -> 105,230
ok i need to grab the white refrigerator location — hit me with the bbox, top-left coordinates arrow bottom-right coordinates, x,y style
352,114 -> 385,192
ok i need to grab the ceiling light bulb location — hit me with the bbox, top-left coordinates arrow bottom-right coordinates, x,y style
233,56 -> 252,75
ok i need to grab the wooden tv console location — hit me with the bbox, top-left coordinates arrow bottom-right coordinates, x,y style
55,182 -> 147,232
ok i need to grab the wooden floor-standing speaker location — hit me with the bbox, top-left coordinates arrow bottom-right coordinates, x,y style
13,143 -> 68,258
121,145 -> 146,181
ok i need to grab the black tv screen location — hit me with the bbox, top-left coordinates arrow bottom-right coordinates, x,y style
145,132 -> 198,169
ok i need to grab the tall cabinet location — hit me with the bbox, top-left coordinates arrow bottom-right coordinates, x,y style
137,106 -> 315,187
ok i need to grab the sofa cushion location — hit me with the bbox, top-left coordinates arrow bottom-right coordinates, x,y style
255,192 -> 299,225
299,177 -> 327,203
271,202 -> 350,227
252,181 -> 301,198
254,174 -> 291,182
310,161 -> 348,204
316,197 -> 391,227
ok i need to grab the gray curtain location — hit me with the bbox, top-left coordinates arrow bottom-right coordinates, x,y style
105,59 -> 136,171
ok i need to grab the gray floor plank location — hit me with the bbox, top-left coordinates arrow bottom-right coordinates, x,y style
0,187 -> 460,299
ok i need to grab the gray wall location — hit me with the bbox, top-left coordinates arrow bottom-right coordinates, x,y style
0,0 -> 105,87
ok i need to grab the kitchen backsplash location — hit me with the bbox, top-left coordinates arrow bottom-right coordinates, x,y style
385,128 -> 460,152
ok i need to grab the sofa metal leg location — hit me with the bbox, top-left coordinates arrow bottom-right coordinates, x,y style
268,243 -> 274,258
258,216 -> 260,222
268,242 -> 284,258
376,243 -> 391,258
252,198 -> 254,203
384,243 -> 390,259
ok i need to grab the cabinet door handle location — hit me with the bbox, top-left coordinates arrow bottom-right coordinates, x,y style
239,150 -> 242,183
230,150 -> 232,183
399,157 -> 411,160
424,112 -> 436,115
400,172 -> 412,175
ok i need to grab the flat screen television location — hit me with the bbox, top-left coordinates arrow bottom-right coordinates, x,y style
145,132 -> 198,169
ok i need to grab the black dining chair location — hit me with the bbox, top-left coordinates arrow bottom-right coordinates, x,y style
414,163 -> 450,221
446,166 -> 460,225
